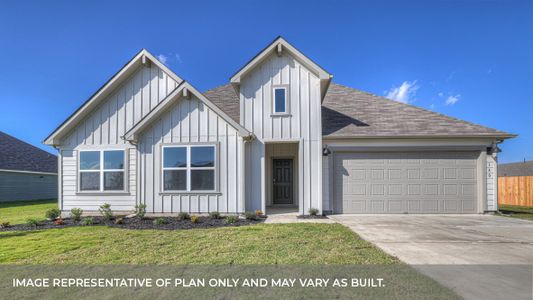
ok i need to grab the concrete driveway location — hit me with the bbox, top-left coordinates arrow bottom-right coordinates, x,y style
329,214 -> 533,264
329,215 -> 533,299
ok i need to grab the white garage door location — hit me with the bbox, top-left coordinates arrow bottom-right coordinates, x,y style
333,151 -> 479,214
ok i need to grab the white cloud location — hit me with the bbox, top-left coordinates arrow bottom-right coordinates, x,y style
384,81 -> 419,103
157,54 -> 168,65
438,92 -> 444,98
175,53 -> 182,64
429,103 -> 435,110
445,94 -> 460,105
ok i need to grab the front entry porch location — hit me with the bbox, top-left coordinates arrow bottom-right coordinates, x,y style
265,142 -> 299,215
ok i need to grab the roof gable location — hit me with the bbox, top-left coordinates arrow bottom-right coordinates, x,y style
230,36 -> 332,100
124,82 -> 250,142
0,131 -> 57,173
44,49 -> 183,146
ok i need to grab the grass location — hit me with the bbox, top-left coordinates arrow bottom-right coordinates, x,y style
498,204 -> 533,221
0,199 -> 56,224
0,223 -> 398,264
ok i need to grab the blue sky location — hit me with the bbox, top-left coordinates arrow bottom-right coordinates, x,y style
0,0 -> 531,163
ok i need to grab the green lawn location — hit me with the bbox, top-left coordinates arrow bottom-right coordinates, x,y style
0,224 -> 398,264
499,204 -> 533,221
0,199 -> 56,224
0,200 -> 398,264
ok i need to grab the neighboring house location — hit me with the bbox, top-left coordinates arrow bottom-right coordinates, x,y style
44,37 -> 515,215
498,160 -> 533,177
0,131 -> 57,202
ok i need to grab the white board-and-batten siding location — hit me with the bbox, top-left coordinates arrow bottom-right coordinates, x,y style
59,63 -> 180,211
138,95 -> 244,213
240,52 -> 323,214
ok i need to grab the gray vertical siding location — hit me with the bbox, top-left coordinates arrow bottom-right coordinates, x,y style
138,95 -> 245,213
0,171 -> 57,202
240,52 -> 323,214
58,63 -> 180,211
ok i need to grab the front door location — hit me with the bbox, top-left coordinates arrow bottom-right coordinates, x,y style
273,159 -> 293,205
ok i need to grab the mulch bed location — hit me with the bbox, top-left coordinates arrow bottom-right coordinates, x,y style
0,216 -> 266,232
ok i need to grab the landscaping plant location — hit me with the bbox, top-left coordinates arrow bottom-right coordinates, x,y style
225,215 -> 239,224
0,220 -> 10,228
190,215 -> 199,224
45,208 -> 61,220
153,218 -> 166,225
114,218 -> 124,225
25,218 -> 39,227
81,217 -> 94,226
255,210 -> 264,217
209,211 -> 221,219
178,212 -> 190,220
99,203 -> 113,220
308,208 -> 319,216
70,208 -> 83,221
54,218 -> 64,225
134,204 -> 147,219
244,211 -> 258,220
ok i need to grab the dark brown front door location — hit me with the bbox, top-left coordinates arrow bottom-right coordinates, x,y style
273,159 -> 293,205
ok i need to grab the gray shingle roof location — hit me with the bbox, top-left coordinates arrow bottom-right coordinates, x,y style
0,131 -> 57,173
204,83 -> 513,139
498,161 -> 533,177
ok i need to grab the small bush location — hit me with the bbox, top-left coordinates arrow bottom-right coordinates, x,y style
225,215 -> 239,224
114,218 -> 124,225
25,218 -> 40,227
99,203 -> 113,220
81,217 -> 94,226
45,208 -> 61,220
178,212 -> 190,220
0,220 -> 10,228
190,215 -> 200,224
153,218 -> 167,225
134,204 -> 147,219
54,218 -> 64,225
209,211 -> 221,219
244,211 -> 258,220
70,208 -> 83,221
308,208 -> 320,216
255,210 -> 264,217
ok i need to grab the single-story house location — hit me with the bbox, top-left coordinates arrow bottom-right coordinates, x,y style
498,160 -> 533,177
44,37 -> 515,215
0,131 -> 57,202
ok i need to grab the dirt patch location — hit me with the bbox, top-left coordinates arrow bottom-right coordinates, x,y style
0,216 -> 265,232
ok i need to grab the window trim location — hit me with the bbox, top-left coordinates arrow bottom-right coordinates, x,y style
161,143 -> 218,193
272,85 -> 290,115
77,149 -> 128,193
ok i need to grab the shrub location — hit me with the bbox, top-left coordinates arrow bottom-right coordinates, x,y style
225,215 -> 239,224
81,217 -> 94,226
134,204 -> 147,219
209,211 -> 221,219
0,220 -> 10,228
99,203 -> 113,220
244,211 -> 258,220
255,210 -> 264,217
54,218 -> 64,225
114,218 -> 124,225
70,208 -> 83,221
190,215 -> 199,224
308,208 -> 320,216
153,218 -> 167,225
178,212 -> 190,220
45,208 -> 61,220
25,218 -> 39,227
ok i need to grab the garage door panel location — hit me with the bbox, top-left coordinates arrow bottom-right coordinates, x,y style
334,151 -> 479,214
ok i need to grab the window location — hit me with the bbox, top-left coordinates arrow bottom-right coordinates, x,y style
273,86 -> 288,113
79,150 -> 125,192
162,145 -> 216,192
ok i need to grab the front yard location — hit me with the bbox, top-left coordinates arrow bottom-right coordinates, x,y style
0,200 -> 397,265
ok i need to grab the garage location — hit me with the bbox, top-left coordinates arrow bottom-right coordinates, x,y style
333,151 -> 479,214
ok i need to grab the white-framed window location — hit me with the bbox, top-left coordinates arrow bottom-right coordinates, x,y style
79,150 -> 126,192
273,85 -> 288,114
162,144 -> 216,192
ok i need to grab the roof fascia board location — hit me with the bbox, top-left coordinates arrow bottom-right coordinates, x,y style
0,169 -> 58,175
124,82 -> 251,142
44,49 -> 183,146
322,134 -> 517,140
230,37 -> 331,84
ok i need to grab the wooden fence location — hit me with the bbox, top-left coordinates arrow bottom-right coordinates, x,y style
498,176 -> 533,207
